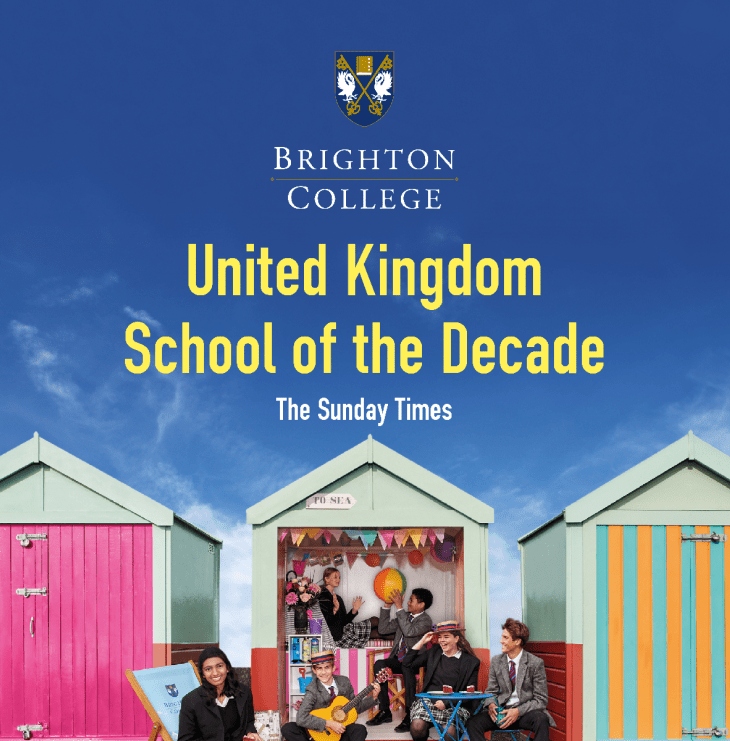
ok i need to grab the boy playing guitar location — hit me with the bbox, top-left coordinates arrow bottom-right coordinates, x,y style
281,650 -> 385,741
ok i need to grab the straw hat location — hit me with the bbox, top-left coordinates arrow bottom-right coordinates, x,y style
433,620 -> 463,633
311,650 -> 336,665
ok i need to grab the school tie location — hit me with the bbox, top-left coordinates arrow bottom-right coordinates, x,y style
397,614 -> 414,661
509,660 -> 516,687
328,685 -> 336,700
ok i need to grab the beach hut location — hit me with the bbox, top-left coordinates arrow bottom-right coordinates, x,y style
246,436 -> 493,719
0,433 -> 221,741
518,432 -> 730,741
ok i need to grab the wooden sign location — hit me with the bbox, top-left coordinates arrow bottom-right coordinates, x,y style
306,493 -> 357,509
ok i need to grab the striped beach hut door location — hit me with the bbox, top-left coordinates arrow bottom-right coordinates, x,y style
1,525 -> 50,740
597,525 -> 729,741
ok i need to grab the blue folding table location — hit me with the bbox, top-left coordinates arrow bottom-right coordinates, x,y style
415,691 -> 494,741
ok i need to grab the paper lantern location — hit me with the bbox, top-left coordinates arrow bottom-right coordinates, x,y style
373,568 -> 407,603
430,534 -> 456,563
365,553 -> 380,567
408,550 -> 424,566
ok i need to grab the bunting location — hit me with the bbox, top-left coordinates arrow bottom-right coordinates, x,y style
345,529 -> 362,542
279,530 -> 289,543
433,528 -> 445,542
419,530 -> 428,546
322,530 -> 332,544
305,528 -> 322,541
361,530 -> 378,549
346,552 -> 359,569
378,530 -> 395,549
329,529 -> 343,542
290,528 -> 304,545
394,529 -> 408,547
408,528 -> 423,547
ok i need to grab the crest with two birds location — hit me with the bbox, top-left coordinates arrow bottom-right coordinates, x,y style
334,52 -> 395,126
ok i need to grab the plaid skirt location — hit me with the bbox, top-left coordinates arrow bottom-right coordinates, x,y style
334,620 -> 371,648
410,698 -> 471,726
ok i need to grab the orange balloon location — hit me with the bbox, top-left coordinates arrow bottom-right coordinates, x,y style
365,553 -> 380,567
373,568 -> 407,603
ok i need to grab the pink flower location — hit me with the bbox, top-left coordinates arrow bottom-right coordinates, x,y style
308,584 -> 321,594
285,592 -> 298,605
286,582 -> 294,591
301,593 -> 312,602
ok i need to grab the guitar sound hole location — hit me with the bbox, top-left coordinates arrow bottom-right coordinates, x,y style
332,709 -> 346,722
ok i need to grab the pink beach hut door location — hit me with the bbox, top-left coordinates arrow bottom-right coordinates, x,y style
1,525 -> 50,739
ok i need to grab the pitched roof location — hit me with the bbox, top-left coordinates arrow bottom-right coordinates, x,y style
519,431 -> 730,542
246,436 -> 493,525
0,433 -> 220,540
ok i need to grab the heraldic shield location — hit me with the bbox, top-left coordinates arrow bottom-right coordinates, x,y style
335,52 -> 394,126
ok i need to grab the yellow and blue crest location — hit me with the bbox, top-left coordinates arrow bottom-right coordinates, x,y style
335,52 -> 394,126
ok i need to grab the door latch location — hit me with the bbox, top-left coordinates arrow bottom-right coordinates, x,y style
15,533 -> 47,547
682,728 -> 728,737
17,725 -> 44,740
681,532 -> 727,543
15,588 -> 47,598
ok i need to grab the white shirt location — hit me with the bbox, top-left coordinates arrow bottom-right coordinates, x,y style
321,679 -> 338,696
505,650 -> 523,707
215,695 -> 232,707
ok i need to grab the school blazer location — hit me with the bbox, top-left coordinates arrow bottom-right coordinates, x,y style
178,685 -> 257,741
402,645 -> 481,714
485,651 -> 556,727
296,675 -> 378,732
378,608 -> 432,659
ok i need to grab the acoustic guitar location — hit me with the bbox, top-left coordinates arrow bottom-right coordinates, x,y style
307,668 -> 392,741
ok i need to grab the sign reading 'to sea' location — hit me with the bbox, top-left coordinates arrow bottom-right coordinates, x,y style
306,493 -> 357,509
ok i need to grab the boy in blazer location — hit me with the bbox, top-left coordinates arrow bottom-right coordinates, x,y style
466,618 -> 555,741
367,587 -> 434,731
281,651 -> 379,741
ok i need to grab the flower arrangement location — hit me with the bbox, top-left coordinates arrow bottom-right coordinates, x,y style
285,575 -> 321,609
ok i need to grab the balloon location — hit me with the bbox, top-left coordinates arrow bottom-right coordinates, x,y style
365,553 -> 380,567
373,568 -> 407,603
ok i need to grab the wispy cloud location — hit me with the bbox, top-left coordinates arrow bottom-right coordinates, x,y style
177,502 -> 253,666
488,531 -> 522,652
38,272 -> 118,307
124,306 -> 162,331
9,320 -> 79,402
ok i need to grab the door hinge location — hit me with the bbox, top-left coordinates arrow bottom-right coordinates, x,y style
681,532 -> 726,543
17,725 -> 44,740
16,533 -> 47,547
15,588 -> 47,598
682,728 -> 728,737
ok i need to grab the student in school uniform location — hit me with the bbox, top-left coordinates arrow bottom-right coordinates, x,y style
281,650 -> 380,741
367,587 -> 434,732
401,621 -> 480,741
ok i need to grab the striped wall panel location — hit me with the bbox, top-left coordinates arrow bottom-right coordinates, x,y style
0,524 -> 153,738
596,525 -> 728,740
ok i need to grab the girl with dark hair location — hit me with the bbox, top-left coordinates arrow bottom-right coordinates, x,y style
318,567 -> 372,648
178,647 -> 262,741
401,622 -> 481,741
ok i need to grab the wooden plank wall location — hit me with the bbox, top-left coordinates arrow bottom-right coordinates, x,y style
1,524 -> 153,738
529,641 -> 567,741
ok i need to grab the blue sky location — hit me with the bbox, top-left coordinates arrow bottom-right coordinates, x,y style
1,2 -> 729,665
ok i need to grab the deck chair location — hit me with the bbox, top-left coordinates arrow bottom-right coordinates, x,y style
126,660 -> 202,741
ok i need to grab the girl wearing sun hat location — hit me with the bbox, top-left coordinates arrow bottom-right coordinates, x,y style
401,621 -> 480,740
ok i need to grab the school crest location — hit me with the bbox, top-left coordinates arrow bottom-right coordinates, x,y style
335,52 -> 394,126
165,684 -> 179,697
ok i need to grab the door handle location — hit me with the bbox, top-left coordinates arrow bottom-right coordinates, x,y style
30,616 -> 34,638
